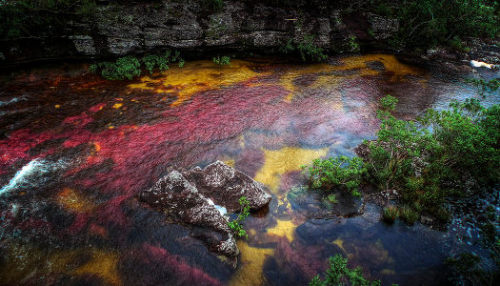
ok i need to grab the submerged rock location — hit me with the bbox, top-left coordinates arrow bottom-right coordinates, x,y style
140,161 -> 271,257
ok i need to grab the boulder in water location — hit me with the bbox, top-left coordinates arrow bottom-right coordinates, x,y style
139,161 -> 272,257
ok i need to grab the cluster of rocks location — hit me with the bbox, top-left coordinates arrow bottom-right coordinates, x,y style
139,161 -> 271,257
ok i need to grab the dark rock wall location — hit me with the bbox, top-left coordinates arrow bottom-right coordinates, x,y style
0,0 -> 397,65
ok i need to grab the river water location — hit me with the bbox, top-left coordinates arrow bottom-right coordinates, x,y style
0,55 -> 497,285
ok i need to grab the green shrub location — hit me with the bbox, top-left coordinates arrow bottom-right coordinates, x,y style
92,56 -> 141,80
382,206 -> 398,224
227,196 -> 250,239
310,254 -> 381,286
368,0 -> 499,50
280,34 -> 328,62
307,89 -> 499,224
90,50 -> 185,80
364,94 -> 499,222
305,156 -> 366,197
213,55 -> 231,66
398,206 -> 419,225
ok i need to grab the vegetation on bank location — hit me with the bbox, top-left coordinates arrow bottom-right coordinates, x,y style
227,196 -> 251,239
89,50 -> 185,80
212,55 -> 231,66
280,34 -> 328,62
367,0 -> 500,50
305,81 -> 500,224
309,254 -> 382,286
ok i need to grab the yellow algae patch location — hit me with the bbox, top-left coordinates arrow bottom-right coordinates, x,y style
57,188 -> 94,213
336,54 -> 423,81
229,241 -> 274,286
266,218 -> 297,242
74,249 -> 121,285
278,54 -> 423,102
254,146 -> 328,193
112,103 -> 123,109
223,159 -> 235,168
128,60 -> 269,106
332,238 -> 345,252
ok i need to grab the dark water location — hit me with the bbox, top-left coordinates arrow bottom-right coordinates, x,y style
0,55 -> 497,286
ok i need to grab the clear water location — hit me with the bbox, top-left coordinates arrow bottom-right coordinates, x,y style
0,55 -> 497,285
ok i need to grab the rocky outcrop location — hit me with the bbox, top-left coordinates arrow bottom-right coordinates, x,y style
184,161 -> 272,212
0,0 -> 398,65
139,161 -> 271,257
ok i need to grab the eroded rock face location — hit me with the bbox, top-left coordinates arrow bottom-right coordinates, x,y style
184,161 -> 272,212
140,162 -> 271,257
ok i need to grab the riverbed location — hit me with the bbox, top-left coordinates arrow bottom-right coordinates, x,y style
0,54 -> 496,285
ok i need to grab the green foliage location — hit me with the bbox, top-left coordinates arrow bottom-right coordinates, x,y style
327,194 -> 338,204
227,196 -> 250,239
90,56 -> 141,80
364,94 -> 500,222
348,35 -> 360,52
382,206 -> 398,224
90,50 -> 185,80
466,78 -> 500,98
310,254 -> 381,286
280,34 -> 328,62
202,0 -> 224,12
369,0 -> 499,49
307,89 -> 499,224
305,156 -> 366,197
398,206 -> 419,225
213,56 -> 231,66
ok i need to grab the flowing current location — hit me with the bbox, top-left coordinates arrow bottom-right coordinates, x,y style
0,55 -> 496,285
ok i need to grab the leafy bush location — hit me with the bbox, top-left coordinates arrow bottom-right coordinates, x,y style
90,50 -> 185,80
310,254 -> 381,286
363,94 -> 499,221
213,55 -> 231,66
280,34 -> 328,62
307,90 -> 499,224
368,0 -> 499,49
305,156 -> 366,197
228,196 -> 250,239
90,56 -> 141,80
382,206 -> 398,224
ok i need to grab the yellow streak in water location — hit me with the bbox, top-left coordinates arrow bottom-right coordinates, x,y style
279,54 -> 423,102
254,146 -> 328,194
112,103 -> 123,109
57,188 -> 94,213
73,249 -> 121,285
229,241 -> 274,286
266,218 -> 297,242
332,238 -> 345,252
223,159 -> 235,168
128,60 -> 268,106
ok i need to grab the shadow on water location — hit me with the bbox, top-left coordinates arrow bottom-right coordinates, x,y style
0,54 -> 497,285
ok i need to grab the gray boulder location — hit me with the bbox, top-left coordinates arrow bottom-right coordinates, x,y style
140,162 -> 271,257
